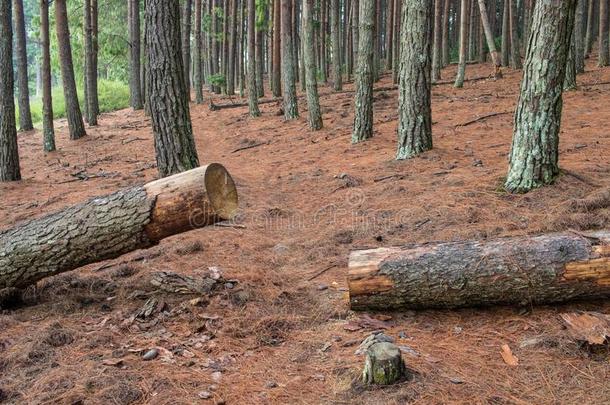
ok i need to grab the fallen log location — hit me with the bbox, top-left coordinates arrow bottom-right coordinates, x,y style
0,164 -> 238,290
348,231 -> 610,310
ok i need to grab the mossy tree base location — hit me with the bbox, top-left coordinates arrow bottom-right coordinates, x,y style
362,342 -> 407,385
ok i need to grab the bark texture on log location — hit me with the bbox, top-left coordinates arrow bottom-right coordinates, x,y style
348,231 -> 610,310
0,164 -> 238,290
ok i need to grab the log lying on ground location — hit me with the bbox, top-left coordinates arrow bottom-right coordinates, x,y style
0,164 -> 238,290
348,231 -> 610,310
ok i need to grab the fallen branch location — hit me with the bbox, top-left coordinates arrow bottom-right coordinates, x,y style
231,141 -> 268,153
455,111 -> 513,127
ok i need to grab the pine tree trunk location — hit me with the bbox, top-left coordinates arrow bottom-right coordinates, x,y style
392,0 -> 400,83
468,0 -> 476,61
352,0 -> 374,143
146,0 -> 200,177
477,0 -> 502,77
90,0 -> 99,118
373,0 -> 380,81
248,0 -> 261,116
0,0 -> 20,182
321,0 -> 328,82
501,0 -> 510,66
55,0 -> 86,140
574,0 -> 586,73
84,0 -> 98,126
397,0 -> 433,160
442,0 -> 450,66
330,0 -> 343,90
281,0 -> 299,119
256,25 -> 265,97
585,0 -> 595,56
227,0 -> 238,94
432,0 -> 443,81
385,0 -> 394,70
353,0 -> 360,75
40,0 -> 55,152
273,0 -> 282,96
505,0 -> 576,194
129,0 -> 144,109
599,0 -> 609,66
454,0 -> 469,87
194,0 -> 204,103
564,32 -> 577,90
508,0 -> 522,69
12,0 -> 33,132
182,0 -> 192,96
346,0 -> 354,79
303,0 -> 323,129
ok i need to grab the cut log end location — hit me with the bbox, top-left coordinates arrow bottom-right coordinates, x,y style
362,342 -> 407,385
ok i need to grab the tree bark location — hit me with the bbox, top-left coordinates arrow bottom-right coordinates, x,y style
330,0 -> 343,90
432,0 -> 443,82
362,342 -> 407,385
585,0 -> 595,56
40,0 -> 55,152
477,0 -> 502,77
182,0 -> 193,96
227,0 -> 238,94
55,0 -> 86,140
321,0 -> 328,82
273,0 -> 282,96
129,0 -> 144,109
281,0 -> 299,119
392,0 -> 400,83
352,0 -> 375,143
353,0 -> 360,77
0,165 -> 238,290
442,0 -> 450,66
508,0 -> 522,69
84,0 -> 98,125
348,231 -> 610,310
385,0 -> 395,71
146,0 -> 200,177
564,26 -> 577,90
303,0 -> 323,129
574,0 -> 586,73
505,0 -> 576,194
256,20 -> 266,97
90,0 -> 100,118
396,0 -> 433,160
599,0 -> 609,66
12,0 -> 33,132
454,0 -> 469,87
501,0 -> 510,66
248,0 -> 261,116
194,0 -> 203,103
0,0 -> 20,181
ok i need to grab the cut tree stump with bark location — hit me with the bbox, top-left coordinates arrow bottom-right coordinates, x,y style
362,342 -> 407,385
348,231 -> 610,310
0,164 -> 238,290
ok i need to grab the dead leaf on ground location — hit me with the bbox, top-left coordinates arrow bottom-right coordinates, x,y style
500,344 -> 519,366
560,311 -> 610,345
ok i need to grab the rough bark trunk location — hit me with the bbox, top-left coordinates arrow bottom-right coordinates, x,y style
505,0 -> 576,193
353,0 -> 360,76
501,0 -> 510,66
330,0 -> 343,90
508,0 -> 522,69
385,0 -> 395,71
256,25 -> 266,97
146,0 -> 200,177
564,27 -> 577,90
84,0 -> 98,126
281,0 -> 299,119
194,0 -> 203,103
477,0 -> 502,77
248,0 -> 261,116
396,0 -> 433,160
90,0 -> 99,118
13,0 -> 33,132
0,165 -> 238,290
348,231 -> 610,310
227,0 -> 238,94
182,0 -> 192,96
432,0 -> 443,82
585,0 -> 595,56
303,0 -> 323,129
40,0 -> 55,152
352,0 -> 375,143
55,0 -> 86,140
129,0 -> 144,109
392,0 -> 400,83
599,0 -> 609,66
442,0 -> 450,66
574,0 -> 586,73
321,0 -> 328,82
273,0 -> 282,96
0,0 -> 20,181
454,0 -> 469,87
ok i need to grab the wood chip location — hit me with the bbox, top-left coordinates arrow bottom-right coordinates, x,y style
560,311 -> 610,345
500,344 -> 519,366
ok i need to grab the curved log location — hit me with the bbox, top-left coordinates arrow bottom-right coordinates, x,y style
348,231 -> 610,310
0,164 -> 238,289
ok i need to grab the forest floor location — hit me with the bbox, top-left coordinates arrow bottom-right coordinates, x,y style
1,60 -> 610,405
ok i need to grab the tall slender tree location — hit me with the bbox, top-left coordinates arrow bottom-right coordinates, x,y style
281,0 -> 299,119
146,0 -> 200,177
599,0 -> 609,66
273,0 -> 282,96
255,9 -> 266,97
129,0 -> 144,109
194,0 -> 203,103
248,0 -> 261,116
227,0 -> 238,94
505,0 -> 576,193
40,0 -> 55,152
501,0 -> 510,66
385,0 -> 395,70
585,0 -> 595,56
330,0 -> 342,90
0,0 -> 20,181
90,0 -> 99,118
478,0 -> 502,77
352,0 -> 375,143
454,0 -> 469,87
432,0 -> 443,81
13,0 -> 33,132
442,0 -> 450,66
397,0 -> 433,159
303,0 -> 323,129
84,0 -> 97,125
574,0 -> 586,73
508,0 -> 522,69
55,0 -> 86,140
182,0 -> 193,96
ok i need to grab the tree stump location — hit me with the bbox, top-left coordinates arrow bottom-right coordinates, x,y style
362,342 -> 407,385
